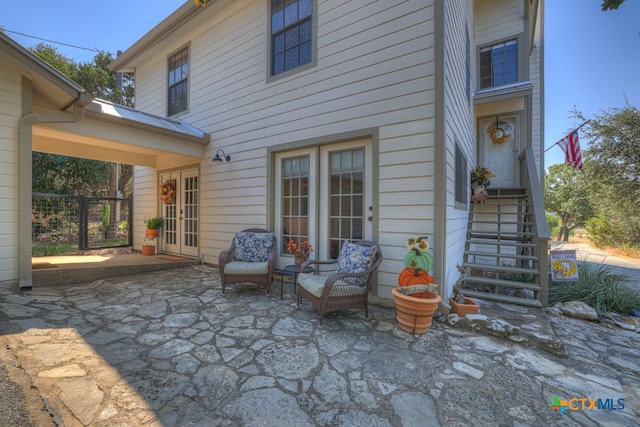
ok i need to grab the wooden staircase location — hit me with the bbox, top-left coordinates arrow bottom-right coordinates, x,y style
461,187 -> 545,308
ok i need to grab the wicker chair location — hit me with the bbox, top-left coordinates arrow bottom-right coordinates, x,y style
296,241 -> 382,324
219,228 -> 277,294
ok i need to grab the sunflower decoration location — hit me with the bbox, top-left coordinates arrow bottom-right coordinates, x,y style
552,259 -> 577,278
160,179 -> 176,205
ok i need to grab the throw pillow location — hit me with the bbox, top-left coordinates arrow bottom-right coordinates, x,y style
336,242 -> 377,274
234,232 -> 274,262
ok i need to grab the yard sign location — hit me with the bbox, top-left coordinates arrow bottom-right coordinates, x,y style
550,249 -> 579,282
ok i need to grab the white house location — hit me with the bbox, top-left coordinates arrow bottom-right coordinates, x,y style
2,0 -> 547,305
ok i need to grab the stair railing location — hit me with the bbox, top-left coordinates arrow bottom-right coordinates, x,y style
519,147 -> 550,306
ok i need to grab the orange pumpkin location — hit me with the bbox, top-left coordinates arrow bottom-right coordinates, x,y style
398,267 -> 435,298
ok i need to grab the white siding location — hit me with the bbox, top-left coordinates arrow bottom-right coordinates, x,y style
529,4 -> 544,180
0,65 -> 21,285
133,0 -> 437,295
475,0 -> 523,46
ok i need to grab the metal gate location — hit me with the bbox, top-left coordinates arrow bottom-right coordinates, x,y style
32,193 -> 133,255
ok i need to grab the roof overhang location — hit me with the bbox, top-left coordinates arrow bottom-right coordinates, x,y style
109,1 -> 208,72
0,31 -> 89,110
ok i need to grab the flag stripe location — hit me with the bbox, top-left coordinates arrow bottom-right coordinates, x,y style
557,132 -> 583,169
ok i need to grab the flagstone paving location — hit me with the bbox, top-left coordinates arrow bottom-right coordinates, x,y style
0,264 -> 639,426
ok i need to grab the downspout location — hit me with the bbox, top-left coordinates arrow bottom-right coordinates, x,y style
18,77 -> 92,289
433,0 -> 447,297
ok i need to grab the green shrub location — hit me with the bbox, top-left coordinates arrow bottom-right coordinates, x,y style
549,261 -> 640,318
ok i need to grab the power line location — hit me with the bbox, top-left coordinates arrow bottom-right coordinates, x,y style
3,29 -> 101,53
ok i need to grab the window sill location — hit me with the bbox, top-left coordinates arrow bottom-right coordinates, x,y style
473,81 -> 533,101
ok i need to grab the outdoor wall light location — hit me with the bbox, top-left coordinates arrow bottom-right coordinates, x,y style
212,149 -> 231,162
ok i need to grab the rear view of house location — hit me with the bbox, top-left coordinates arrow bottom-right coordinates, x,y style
110,0 -> 546,302
2,0 -> 546,305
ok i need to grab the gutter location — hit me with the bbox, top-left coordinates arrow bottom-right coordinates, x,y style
17,82 -> 93,290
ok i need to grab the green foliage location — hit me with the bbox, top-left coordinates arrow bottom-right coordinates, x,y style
549,261 -> 640,318
144,217 -> 164,230
544,164 -> 594,241
29,44 -> 134,107
32,243 -> 78,257
573,104 -> 640,250
601,0 -> 625,11
102,203 -> 111,231
32,153 -> 112,195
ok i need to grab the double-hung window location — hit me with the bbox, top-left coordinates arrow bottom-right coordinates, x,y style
479,39 -> 517,89
167,46 -> 189,116
271,0 -> 313,76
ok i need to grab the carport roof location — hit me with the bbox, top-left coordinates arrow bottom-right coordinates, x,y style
88,99 -> 208,143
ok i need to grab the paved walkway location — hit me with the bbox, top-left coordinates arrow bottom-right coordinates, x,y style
1,265 -> 639,426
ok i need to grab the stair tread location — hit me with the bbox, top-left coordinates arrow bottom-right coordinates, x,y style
459,289 -> 543,308
463,275 -> 541,291
462,263 -> 539,275
467,240 -> 538,248
469,220 -> 534,225
464,251 -> 539,261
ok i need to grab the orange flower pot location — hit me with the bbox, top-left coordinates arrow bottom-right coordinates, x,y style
141,245 -> 156,256
146,229 -> 159,238
449,297 -> 479,317
392,287 -> 442,334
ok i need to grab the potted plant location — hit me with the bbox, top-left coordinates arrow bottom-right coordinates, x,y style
286,239 -> 314,268
470,166 -> 495,203
144,216 -> 164,238
449,265 -> 479,317
392,236 -> 442,334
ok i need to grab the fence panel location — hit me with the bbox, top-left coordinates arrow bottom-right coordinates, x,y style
32,193 -> 132,255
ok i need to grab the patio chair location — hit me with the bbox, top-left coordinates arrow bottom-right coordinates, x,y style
219,228 -> 277,294
296,240 -> 382,324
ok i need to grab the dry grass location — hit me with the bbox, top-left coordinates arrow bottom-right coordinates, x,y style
564,236 -> 640,262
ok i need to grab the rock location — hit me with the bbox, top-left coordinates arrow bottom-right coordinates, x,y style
558,301 -> 598,321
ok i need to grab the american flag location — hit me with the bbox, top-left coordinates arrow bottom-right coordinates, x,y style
557,131 -> 583,169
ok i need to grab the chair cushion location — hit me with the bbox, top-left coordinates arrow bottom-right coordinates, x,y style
234,232 -> 274,262
336,242 -> 377,274
297,273 -> 365,298
224,261 -> 269,275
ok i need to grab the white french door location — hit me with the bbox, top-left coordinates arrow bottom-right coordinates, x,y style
274,139 -> 373,269
160,169 -> 199,257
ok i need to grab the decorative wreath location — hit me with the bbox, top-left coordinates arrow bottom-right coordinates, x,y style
160,179 -> 176,205
488,125 -> 509,145
552,260 -> 577,277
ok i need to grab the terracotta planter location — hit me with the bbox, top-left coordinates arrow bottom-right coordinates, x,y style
449,297 -> 479,317
146,229 -> 159,238
392,287 -> 442,335
141,245 -> 156,256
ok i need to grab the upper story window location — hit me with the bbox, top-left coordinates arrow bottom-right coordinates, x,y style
479,39 -> 517,89
271,0 -> 313,76
168,46 -> 189,116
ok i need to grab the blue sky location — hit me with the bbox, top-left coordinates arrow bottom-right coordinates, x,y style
2,0 -> 639,169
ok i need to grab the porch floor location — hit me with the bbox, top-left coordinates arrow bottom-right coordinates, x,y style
31,252 -> 200,287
